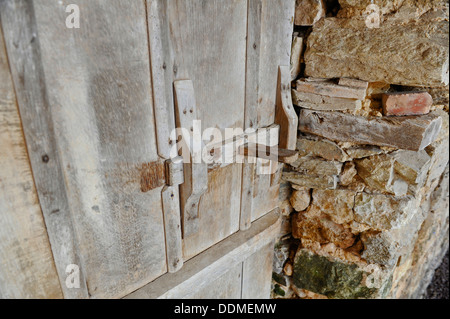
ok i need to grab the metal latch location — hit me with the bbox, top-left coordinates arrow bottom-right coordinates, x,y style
166,65 -> 298,240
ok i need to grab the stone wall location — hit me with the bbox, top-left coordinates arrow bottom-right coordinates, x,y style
272,0 -> 449,299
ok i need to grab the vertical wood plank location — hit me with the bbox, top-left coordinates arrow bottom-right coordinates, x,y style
184,263 -> 243,299
149,0 -> 248,260
0,22 -> 63,299
241,241 -> 275,299
0,0 -> 88,299
244,0 -> 295,223
162,186 -> 184,273
147,0 -> 185,273
240,160 -> 256,231
30,0 -> 167,298
249,0 -> 295,127
245,0 -> 263,130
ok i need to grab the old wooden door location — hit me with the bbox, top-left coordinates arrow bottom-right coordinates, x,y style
0,0 -> 294,299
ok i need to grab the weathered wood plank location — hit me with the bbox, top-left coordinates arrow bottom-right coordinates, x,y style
241,241 -> 275,299
240,160 -> 256,231
149,0 -> 247,260
185,263 -> 242,299
245,0 -> 295,224
246,0 -> 295,127
245,0 -> 263,130
146,0 -> 184,273
124,210 -> 281,299
0,21 -> 62,299
299,109 -> 443,151
32,0 -> 167,298
0,0 -> 88,299
162,186 -> 184,273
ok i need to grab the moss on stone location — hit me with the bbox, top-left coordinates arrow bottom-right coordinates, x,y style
272,272 -> 287,286
273,284 -> 286,297
293,249 -> 379,299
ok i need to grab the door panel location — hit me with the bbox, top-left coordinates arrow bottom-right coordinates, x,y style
241,241 -> 275,299
32,0 -> 167,298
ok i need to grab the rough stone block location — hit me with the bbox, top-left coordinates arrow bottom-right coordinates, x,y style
310,189 -> 355,224
290,156 -> 343,176
284,156 -> 343,190
356,154 -> 396,194
292,212 -> 355,249
391,149 -> 432,195
290,189 -> 311,212
344,145 -> 385,160
361,196 -> 430,268
293,249 -> 393,299
283,172 -> 339,190
355,150 -> 433,196
297,136 -> 349,162
304,18 -> 449,87
295,0 -> 326,26
292,89 -> 362,111
354,193 -> 418,231
340,162 -> 358,186
290,35 -> 303,81
382,91 -> 433,116
339,78 -> 369,90
299,109 -> 443,151
296,79 -> 367,100
389,166 -> 449,298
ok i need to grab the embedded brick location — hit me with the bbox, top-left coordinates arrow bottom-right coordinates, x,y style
382,91 -> 433,116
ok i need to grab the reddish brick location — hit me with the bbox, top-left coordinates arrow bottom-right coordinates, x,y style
382,91 -> 433,116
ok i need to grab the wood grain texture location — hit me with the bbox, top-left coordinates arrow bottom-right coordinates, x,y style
240,160 -> 256,231
124,210 -> 281,299
244,0 -> 295,224
31,0 -> 167,298
148,0 -> 247,260
0,0 -> 88,299
185,263 -> 242,299
0,21 -> 62,299
146,0 -> 185,273
246,0 -> 295,128
241,241 -> 275,299
162,186 -> 184,273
